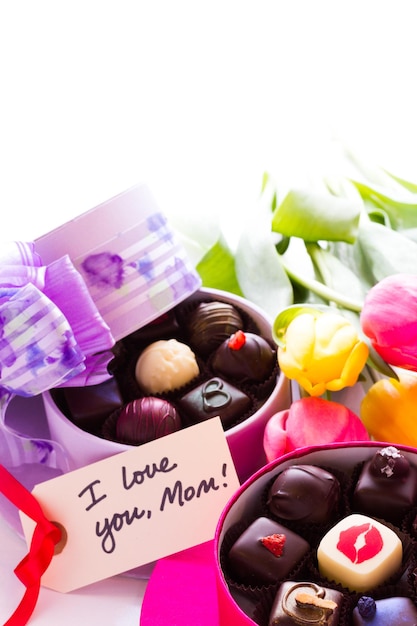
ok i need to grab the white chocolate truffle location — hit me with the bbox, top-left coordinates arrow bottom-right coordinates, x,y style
135,339 -> 199,394
317,513 -> 402,592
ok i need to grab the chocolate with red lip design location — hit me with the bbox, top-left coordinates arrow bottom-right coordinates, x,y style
317,514 -> 402,592
337,522 -> 383,564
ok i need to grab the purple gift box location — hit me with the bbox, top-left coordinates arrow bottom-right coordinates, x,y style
1,184 -> 290,546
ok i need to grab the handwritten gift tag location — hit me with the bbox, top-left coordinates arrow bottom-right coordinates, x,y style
19,417 -> 240,593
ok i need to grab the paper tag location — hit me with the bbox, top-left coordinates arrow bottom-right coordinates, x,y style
20,417 -> 240,593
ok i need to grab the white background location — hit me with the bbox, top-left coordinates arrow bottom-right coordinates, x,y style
1,2 -> 417,624
2,1 -> 417,244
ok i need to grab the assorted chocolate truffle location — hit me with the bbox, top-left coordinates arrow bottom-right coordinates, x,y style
269,581 -> 343,626
52,296 -> 279,451
187,301 -> 244,356
227,516 -> 310,586
267,465 -> 341,525
352,445 -> 417,525
211,330 -> 276,384
177,377 -> 252,429
317,513 -> 403,592
114,397 -> 182,445
352,596 -> 417,625
221,451 -> 417,625
54,378 -> 123,433
134,338 -> 200,394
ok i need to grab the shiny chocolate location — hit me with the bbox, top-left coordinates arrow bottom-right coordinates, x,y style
352,446 -> 417,524
115,397 -> 182,445
177,377 -> 251,429
352,596 -> 417,626
267,465 -> 341,525
269,581 -> 342,626
187,301 -> 244,356
227,516 -> 309,586
211,331 -> 276,384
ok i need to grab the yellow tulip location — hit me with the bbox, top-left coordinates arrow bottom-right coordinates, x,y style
361,373 -> 417,447
278,311 -> 369,397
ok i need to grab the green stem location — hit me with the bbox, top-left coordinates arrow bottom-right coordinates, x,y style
280,257 -> 364,312
306,242 -> 334,289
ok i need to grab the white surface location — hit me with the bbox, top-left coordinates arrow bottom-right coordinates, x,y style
1,1 -> 417,624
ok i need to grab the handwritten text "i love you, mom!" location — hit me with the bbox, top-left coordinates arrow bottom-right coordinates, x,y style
77,456 -> 231,554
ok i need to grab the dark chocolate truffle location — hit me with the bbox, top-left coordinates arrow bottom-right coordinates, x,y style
267,465 -> 341,524
352,596 -> 417,625
352,445 -> 417,524
211,330 -> 276,384
115,397 -> 182,445
177,377 -> 251,429
125,311 -> 180,345
227,516 -> 310,586
269,581 -> 342,626
187,301 -> 244,356
58,378 -> 123,433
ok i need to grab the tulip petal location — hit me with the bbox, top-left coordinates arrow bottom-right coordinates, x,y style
263,409 -> 289,462
361,373 -> 417,446
361,274 -> 417,372
264,397 -> 370,462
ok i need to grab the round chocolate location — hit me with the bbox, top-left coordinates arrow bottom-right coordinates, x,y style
370,445 -> 410,478
135,338 -> 199,394
187,301 -> 244,356
267,465 -> 341,524
211,330 -> 276,384
352,445 -> 417,524
115,397 -> 182,445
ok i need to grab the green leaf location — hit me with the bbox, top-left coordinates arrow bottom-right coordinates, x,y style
306,242 -> 367,304
196,236 -> 244,296
279,239 -> 363,312
170,213 -> 221,267
235,215 -> 293,320
364,340 -> 399,380
357,218 -> 417,283
271,188 -> 361,243
350,179 -> 417,230
383,169 -> 417,193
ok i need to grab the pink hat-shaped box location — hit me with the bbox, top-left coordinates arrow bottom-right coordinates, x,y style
213,441 -> 417,625
35,184 -> 201,342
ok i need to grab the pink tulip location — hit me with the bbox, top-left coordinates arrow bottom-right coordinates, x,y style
263,396 -> 370,462
361,273 -> 417,371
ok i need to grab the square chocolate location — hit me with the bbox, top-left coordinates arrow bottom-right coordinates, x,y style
269,581 -> 343,626
227,516 -> 310,586
178,377 -> 251,429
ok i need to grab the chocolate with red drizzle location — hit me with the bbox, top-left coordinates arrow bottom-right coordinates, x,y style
211,331 -> 276,384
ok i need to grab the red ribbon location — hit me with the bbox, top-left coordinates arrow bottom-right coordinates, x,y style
0,465 -> 62,626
